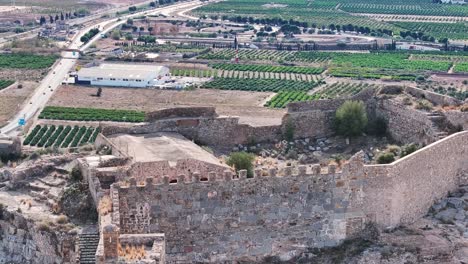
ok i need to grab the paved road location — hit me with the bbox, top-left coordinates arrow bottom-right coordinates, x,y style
0,0 -> 203,137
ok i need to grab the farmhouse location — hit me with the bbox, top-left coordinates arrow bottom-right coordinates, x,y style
76,63 -> 170,88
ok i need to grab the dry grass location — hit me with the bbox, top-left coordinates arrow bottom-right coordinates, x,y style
98,196 -> 113,215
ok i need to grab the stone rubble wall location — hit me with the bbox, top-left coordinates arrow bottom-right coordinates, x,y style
0,210 -> 77,264
145,107 -> 218,122
375,99 -> 435,145
405,86 -> 461,106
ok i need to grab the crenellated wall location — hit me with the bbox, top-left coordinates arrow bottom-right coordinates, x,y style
112,163 -> 364,263
106,131 -> 468,263
127,159 -> 230,182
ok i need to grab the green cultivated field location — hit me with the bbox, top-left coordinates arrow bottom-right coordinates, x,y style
23,125 -> 101,148
454,63 -> 468,73
210,63 -> 324,74
195,0 -> 468,39
39,106 -> 145,122
201,78 -> 319,92
265,82 -> 377,108
0,54 -> 57,69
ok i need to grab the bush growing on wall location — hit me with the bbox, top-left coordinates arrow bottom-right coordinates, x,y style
334,100 -> 368,137
377,152 -> 395,164
226,152 -> 255,177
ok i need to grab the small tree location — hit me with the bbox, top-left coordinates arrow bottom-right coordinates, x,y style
226,152 -> 255,177
334,100 -> 368,137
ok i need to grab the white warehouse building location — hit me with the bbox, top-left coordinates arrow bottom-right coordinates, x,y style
76,63 -> 170,88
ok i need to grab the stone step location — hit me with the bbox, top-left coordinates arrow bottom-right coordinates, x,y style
79,232 -> 99,264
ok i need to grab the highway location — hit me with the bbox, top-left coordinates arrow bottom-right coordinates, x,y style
0,0 -> 204,136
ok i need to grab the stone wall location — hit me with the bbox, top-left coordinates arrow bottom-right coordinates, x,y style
405,86 -> 460,106
108,131 -> 468,262
359,131 -> 468,227
0,209 -> 77,264
145,107 -> 217,122
127,159 -> 231,182
102,116 -> 282,147
375,99 -> 434,144
112,163 -> 366,263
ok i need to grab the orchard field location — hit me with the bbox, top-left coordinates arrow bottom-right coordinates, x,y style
0,54 -> 57,69
194,0 -> 468,40
23,124 -> 100,149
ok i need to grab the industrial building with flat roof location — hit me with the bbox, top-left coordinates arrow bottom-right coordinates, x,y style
76,63 -> 170,88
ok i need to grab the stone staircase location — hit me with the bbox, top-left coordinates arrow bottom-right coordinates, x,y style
78,230 -> 100,264
426,112 -> 449,141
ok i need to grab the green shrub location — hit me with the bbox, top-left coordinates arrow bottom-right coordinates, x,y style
401,144 -> 418,157
376,152 -> 395,164
334,100 -> 368,137
226,152 -> 255,177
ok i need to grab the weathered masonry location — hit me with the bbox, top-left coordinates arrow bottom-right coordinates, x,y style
81,131 -> 468,263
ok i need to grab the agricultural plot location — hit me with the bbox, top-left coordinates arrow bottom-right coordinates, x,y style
391,22 -> 468,40
198,49 -> 331,63
265,91 -> 320,108
210,63 -> 324,74
201,78 -> 319,92
23,125 -> 100,148
410,54 -> 468,63
265,82 -> 377,108
39,106 -> 145,122
315,82 -> 377,99
194,0 -> 401,31
0,54 -> 57,69
339,1 -> 468,17
170,68 -> 217,78
331,52 -> 452,72
329,67 -> 417,80
0,80 -> 14,90
454,63 -> 468,73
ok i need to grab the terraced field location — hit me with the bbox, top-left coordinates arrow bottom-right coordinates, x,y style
23,125 -> 100,148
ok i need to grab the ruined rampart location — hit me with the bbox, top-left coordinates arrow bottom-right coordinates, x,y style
145,107 -> 217,122
375,99 -> 435,144
405,86 -> 460,106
